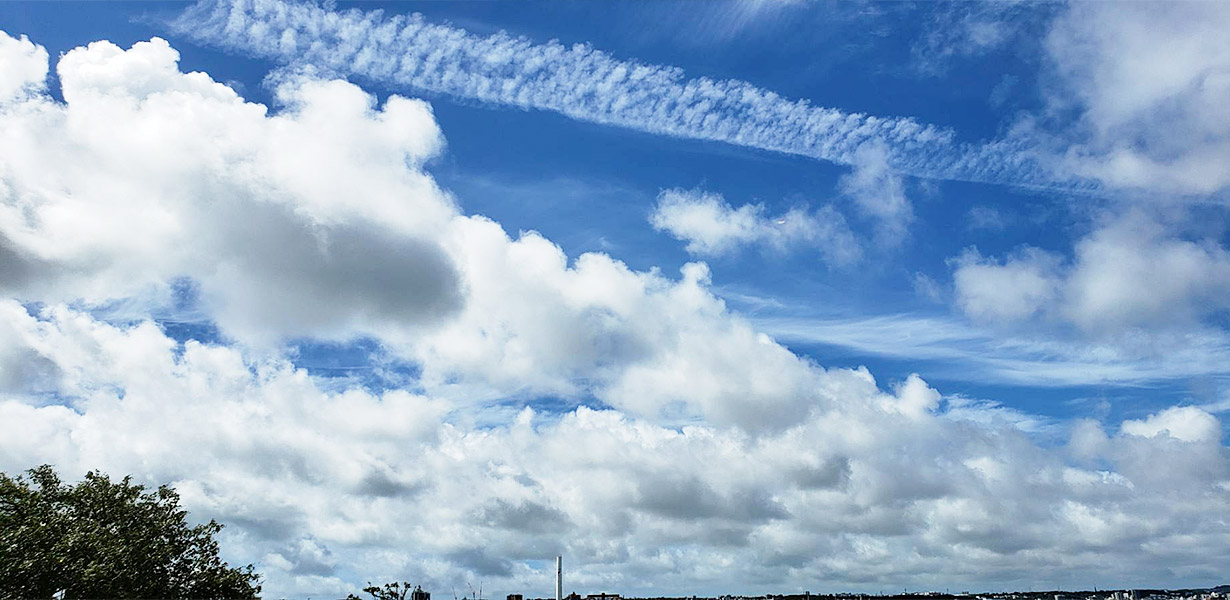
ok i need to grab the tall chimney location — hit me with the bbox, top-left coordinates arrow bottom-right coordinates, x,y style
555,556 -> 562,600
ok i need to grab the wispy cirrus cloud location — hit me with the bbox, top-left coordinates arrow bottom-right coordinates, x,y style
168,0 -> 1084,192
753,311 -> 1230,388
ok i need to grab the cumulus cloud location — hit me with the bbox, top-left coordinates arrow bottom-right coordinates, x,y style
952,247 -> 1061,323
1062,212 -> 1230,331
0,32 -> 46,101
649,188 -> 859,264
0,30 -> 880,439
411,241 -> 832,431
952,210 -> 1230,334
0,31 -> 852,434
3,301 -> 1228,595
1121,406 -> 1222,444
0,36 -> 461,345
1045,2 -> 1230,194
1,30 -> 1228,597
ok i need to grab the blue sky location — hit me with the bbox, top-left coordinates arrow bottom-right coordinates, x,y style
1,1 -> 1229,597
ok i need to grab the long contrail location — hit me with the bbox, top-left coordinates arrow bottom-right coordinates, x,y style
171,0 -> 1090,191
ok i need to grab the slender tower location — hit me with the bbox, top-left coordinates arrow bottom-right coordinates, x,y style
555,555 -> 562,600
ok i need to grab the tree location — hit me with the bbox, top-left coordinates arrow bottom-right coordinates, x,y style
0,465 -> 261,599
347,582 -> 417,600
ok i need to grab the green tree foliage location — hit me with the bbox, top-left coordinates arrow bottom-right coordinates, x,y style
0,465 -> 261,599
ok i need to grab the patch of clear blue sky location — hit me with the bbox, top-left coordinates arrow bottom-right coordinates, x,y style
1,1 -> 1210,431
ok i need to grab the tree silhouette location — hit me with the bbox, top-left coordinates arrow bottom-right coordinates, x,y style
348,581 -> 420,600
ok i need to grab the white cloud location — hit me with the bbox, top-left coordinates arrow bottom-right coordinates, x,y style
169,0 -> 1230,198
754,311 -> 1230,388
912,2 -> 1037,76
964,205 -> 1007,232
887,373 -> 940,419
952,247 -> 1061,323
1062,212 -> 1230,332
411,231 -> 833,431
911,272 -> 944,303
167,0 -> 1081,191
1045,2 -> 1230,194
0,32 -> 46,101
0,32 -> 852,434
3,301 -> 1228,594
650,189 -> 770,256
0,36 -> 460,346
1121,406 -> 1221,443
0,30 -> 1228,597
951,210 -> 1230,334
943,395 -> 1056,435
838,143 -> 914,244
649,188 -> 859,264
